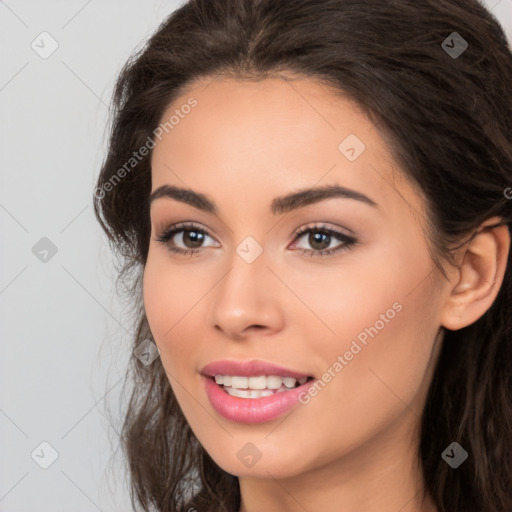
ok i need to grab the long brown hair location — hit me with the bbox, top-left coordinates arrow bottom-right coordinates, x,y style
94,1 -> 512,510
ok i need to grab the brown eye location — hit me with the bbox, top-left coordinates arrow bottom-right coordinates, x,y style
155,223 -> 219,255
291,225 -> 357,257
180,230 -> 205,249
307,231 -> 331,251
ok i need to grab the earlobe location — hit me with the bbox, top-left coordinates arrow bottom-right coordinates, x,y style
441,218 -> 510,331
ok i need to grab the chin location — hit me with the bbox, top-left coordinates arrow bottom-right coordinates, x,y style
200,438 -> 314,480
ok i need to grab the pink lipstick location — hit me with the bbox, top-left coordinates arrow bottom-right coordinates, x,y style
201,359 -> 315,424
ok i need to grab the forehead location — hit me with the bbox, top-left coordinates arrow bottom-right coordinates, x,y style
150,75 -> 426,223
153,75 -> 376,164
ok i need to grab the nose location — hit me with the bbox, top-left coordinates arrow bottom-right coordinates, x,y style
208,250 -> 285,341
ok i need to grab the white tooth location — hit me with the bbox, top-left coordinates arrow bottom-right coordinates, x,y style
266,375 -> 283,389
248,376 -> 267,389
276,387 -> 287,393
298,377 -> 308,385
234,389 -> 251,398
283,377 -> 297,388
223,375 -> 232,386
260,389 -> 274,397
215,375 -> 224,385
225,387 -> 261,399
231,376 -> 249,389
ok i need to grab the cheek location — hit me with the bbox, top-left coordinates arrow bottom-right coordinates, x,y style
142,253 -> 202,366
296,244 -> 439,431
291,243 -> 423,353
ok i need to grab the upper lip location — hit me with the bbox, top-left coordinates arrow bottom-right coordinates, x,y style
201,359 -> 313,380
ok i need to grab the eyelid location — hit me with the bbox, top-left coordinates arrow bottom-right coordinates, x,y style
290,221 -> 353,240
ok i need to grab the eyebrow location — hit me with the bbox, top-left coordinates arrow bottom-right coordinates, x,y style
148,183 -> 379,215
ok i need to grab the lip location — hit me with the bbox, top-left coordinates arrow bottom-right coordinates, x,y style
201,359 -> 313,380
201,359 -> 315,424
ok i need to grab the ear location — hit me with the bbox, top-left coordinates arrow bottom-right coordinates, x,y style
440,217 -> 510,331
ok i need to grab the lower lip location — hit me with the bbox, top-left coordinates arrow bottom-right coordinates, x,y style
202,375 -> 315,424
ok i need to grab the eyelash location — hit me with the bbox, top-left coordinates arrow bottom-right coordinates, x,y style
154,222 -> 357,258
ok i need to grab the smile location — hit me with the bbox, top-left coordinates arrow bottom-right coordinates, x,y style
214,374 -> 311,399
200,360 -> 316,423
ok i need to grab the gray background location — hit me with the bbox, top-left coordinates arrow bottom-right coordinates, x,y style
1,1 -> 511,510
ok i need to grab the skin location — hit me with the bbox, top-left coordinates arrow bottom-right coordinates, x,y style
143,75 -> 510,512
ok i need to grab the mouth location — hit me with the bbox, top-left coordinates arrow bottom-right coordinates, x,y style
200,360 -> 317,423
211,374 -> 315,399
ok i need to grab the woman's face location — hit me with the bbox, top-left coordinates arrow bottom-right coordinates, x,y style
144,75 -> 449,479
